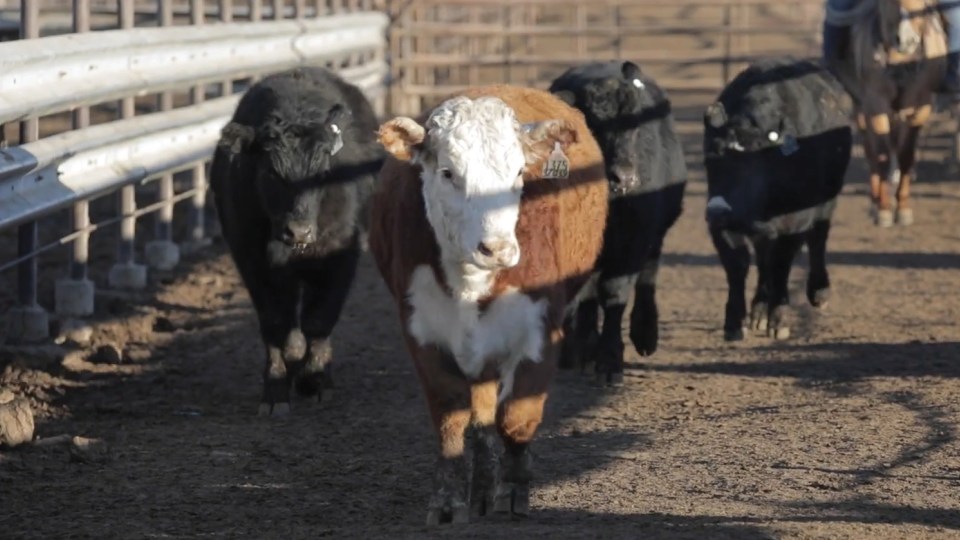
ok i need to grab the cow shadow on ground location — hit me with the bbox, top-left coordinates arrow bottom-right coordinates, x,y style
636,340 -> 960,383
661,249 -> 960,270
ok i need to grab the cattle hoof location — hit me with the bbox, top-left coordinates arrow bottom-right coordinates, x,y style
896,207 -> 914,226
723,327 -> 745,342
493,482 -> 530,517
769,326 -> 791,340
426,504 -> 469,526
593,370 -> 623,387
875,209 -> 894,228
257,402 -> 290,417
807,287 -> 830,309
749,304 -> 768,332
294,370 -> 332,398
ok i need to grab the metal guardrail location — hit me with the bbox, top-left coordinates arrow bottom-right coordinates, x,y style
0,14 -> 388,123
0,60 -> 387,233
0,6 -> 390,344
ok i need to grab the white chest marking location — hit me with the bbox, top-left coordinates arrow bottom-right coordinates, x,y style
406,264 -> 547,402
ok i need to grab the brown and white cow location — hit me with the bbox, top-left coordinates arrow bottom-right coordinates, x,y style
369,85 -> 608,525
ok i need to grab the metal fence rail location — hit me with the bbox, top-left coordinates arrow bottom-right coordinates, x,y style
0,2 -> 389,344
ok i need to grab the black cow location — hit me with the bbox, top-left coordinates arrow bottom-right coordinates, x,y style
703,56 -> 853,342
210,67 -> 383,416
550,60 -> 687,385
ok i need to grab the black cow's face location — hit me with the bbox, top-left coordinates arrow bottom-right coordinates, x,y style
556,61 -> 652,195
221,103 -> 349,250
703,98 -> 794,232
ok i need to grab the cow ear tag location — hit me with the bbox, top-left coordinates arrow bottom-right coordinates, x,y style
632,78 -> 645,89
542,142 -> 570,179
780,134 -> 798,156
331,124 -> 344,156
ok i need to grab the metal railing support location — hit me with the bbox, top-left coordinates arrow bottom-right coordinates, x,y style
7,0 -> 48,343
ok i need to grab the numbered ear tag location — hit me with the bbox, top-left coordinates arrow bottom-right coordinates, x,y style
632,78 -> 645,89
780,134 -> 799,156
542,142 -> 570,179
331,124 -> 343,156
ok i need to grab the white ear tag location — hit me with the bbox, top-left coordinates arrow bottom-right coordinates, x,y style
632,78 -> 645,89
331,124 -> 343,156
542,142 -> 570,179
780,134 -> 799,156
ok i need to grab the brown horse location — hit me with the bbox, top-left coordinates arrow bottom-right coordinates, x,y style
831,0 -> 948,226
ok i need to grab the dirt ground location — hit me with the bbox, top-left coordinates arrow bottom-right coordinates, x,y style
1,85 -> 959,539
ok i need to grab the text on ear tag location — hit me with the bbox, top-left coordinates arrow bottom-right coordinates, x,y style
780,134 -> 799,156
542,142 -> 570,179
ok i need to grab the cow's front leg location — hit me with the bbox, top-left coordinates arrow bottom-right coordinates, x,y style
766,234 -> 805,340
709,228 -> 750,341
495,350 -> 557,518
595,273 -> 635,385
412,345 -> 473,526
296,251 -> 360,403
749,236 -> 772,333
254,274 -> 301,417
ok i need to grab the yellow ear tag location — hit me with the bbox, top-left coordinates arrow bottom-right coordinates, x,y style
542,142 -> 570,179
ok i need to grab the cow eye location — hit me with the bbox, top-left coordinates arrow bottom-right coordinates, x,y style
517,168 -> 524,177
439,168 -> 453,180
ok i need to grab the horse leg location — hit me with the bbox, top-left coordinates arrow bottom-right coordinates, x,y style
895,106 -> 929,226
860,116 -> 896,227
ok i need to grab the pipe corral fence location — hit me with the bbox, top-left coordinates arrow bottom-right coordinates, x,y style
0,0 -> 957,344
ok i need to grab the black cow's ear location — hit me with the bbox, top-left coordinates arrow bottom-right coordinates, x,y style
552,89 -> 576,106
705,102 -> 728,128
219,122 -> 256,154
328,103 -> 349,125
621,61 -> 642,80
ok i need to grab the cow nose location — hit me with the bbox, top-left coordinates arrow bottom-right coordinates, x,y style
705,196 -> 733,225
609,167 -> 639,192
477,238 -> 520,268
282,221 -> 315,245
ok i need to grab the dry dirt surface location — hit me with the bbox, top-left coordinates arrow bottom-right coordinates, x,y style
2,93 -> 960,539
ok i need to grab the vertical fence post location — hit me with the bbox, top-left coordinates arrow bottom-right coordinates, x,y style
107,0 -> 148,290
54,0 -> 97,317
182,0 -> 211,254
722,3 -> 732,85
145,0 -> 181,272
6,0 -> 49,343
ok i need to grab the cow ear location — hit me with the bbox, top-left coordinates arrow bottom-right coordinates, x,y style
219,122 -> 256,154
705,102 -> 728,128
377,117 -> 426,162
621,61 -> 642,81
328,103 -> 349,126
520,118 -> 579,164
552,89 -> 576,106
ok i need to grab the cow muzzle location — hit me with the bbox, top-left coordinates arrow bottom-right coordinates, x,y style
705,196 -> 734,227
608,166 -> 641,195
279,220 -> 316,247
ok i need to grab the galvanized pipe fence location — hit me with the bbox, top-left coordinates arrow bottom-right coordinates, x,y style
0,0 -> 389,343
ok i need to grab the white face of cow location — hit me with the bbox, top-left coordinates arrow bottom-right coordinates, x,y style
378,96 -> 577,272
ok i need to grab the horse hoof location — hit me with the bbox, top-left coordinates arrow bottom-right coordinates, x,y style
875,209 -> 894,228
896,207 -> 914,226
